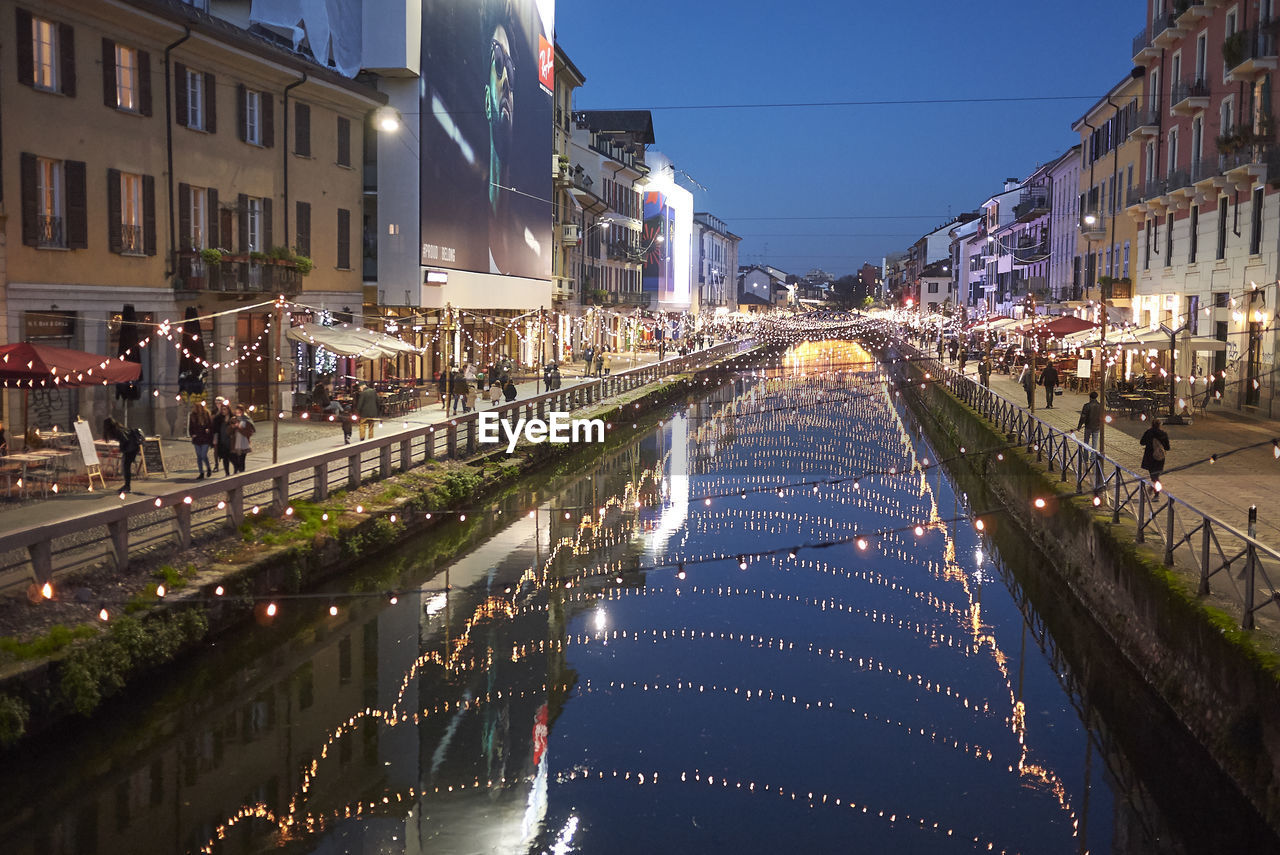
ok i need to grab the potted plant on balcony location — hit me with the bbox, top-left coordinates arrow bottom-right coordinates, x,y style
1224,30 -> 1248,70
200,247 -> 223,265
248,250 -> 269,264
1217,130 -> 1243,153
293,255 -> 313,276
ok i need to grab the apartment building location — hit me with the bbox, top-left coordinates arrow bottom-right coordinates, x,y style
1,0 -> 381,434
1072,71 -> 1144,324
552,45 -> 587,309
978,180 -> 1026,315
692,212 -> 741,315
1129,0 -> 1279,412
1047,145 -> 1082,302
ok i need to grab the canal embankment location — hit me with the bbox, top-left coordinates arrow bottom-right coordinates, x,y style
0,343 -> 757,749
881,339 -> 1280,837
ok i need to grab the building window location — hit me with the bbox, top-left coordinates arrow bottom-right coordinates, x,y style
1145,220 -> 1153,269
175,66 -> 215,132
337,116 -> 351,167
1217,196 -> 1229,259
295,201 -> 311,257
108,168 -> 154,255
21,153 -> 86,248
1250,186 -> 1264,254
246,89 -> 261,145
36,157 -> 64,247
114,45 -> 138,111
246,197 -> 262,252
294,102 -> 311,157
190,186 -> 207,249
337,208 -> 351,269
32,16 -> 59,92
1189,205 -> 1198,263
1123,241 -> 1130,277
1165,213 -> 1174,263
120,172 -> 143,253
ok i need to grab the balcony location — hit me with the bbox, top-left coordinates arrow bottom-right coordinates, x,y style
1225,27 -> 1278,82
1170,77 -> 1210,115
120,223 -> 144,254
1128,107 -> 1161,138
1079,211 -> 1107,241
552,154 -> 572,187
1175,0 -> 1210,26
1151,13 -> 1184,49
174,252 -> 302,295
1165,168 -> 1192,194
1126,185 -> 1147,209
561,223 -> 582,246
1190,156 -> 1224,185
1013,192 -> 1049,222
1012,237 -> 1048,266
1132,26 -> 1159,63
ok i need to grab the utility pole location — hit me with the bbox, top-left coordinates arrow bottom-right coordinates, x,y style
271,296 -> 283,463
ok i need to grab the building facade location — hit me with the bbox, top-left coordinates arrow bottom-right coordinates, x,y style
692,212 -> 740,316
3,0 -> 381,435
1047,145 -> 1082,302
1129,0 -> 1280,413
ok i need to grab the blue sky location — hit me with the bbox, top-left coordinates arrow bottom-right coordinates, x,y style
556,0 -> 1139,277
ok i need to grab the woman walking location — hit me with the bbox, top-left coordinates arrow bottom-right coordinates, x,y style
230,405 -> 255,473
188,402 -> 214,479
212,400 -> 234,476
1139,418 -> 1170,498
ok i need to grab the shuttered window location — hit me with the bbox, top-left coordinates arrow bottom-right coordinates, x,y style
295,201 -> 311,257
20,153 -> 85,248
337,208 -> 350,269
294,102 -> 311,156
102,40 -> 150,115
18,10 -> 75,96
336,116 -> 351,166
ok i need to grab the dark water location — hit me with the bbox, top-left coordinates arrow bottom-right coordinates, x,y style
1,341 -> 1274,854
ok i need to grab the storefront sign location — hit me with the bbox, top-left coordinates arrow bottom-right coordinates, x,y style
24,310 -> 76,339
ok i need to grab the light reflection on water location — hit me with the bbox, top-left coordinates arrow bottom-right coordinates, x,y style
4,341 -> 1264,854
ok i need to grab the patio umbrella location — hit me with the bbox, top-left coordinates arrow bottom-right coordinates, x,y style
177,306 -> 207,395
116,304 -> 142,402
0,342 -> 142,387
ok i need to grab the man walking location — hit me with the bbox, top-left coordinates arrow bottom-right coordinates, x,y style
1018,361 -> 1036,408
1076,391 -> 1103,447
356,383 -> 379,440
977,355 -> 992,387
1040,359 -> 1059,408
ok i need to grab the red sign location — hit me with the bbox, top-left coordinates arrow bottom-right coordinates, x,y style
532,703 -> 548,766
538,35 -> 554,93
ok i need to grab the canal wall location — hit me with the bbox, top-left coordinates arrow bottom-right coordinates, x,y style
0,352 -> 753,749
888,345 -> 1280,837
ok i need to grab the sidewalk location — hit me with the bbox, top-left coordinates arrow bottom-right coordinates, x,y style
0,350 -> 680,537
951,358 -> 1280,545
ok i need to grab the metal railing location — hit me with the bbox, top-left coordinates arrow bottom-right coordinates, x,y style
895,340 -> 1280,630
37,214 -> 64,248
0,340 -> 754,592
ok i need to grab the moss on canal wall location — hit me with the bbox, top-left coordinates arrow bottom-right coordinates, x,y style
893,349 -> 1280,838
0,360 -> 744,750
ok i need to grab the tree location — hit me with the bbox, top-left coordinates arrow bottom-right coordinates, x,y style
829,275 -> 863,309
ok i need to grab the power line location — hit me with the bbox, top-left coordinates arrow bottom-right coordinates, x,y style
581,95 -> 1102,112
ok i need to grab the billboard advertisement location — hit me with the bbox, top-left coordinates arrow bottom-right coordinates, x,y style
420,1 -> 554,282
642,191 -> 674,300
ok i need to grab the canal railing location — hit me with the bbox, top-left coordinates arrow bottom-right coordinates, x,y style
890,339 -> 1280,631
0,339 -> 755,592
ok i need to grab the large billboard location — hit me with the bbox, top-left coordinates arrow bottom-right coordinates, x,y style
420,1 -> 554,282
642,191 -> 674,301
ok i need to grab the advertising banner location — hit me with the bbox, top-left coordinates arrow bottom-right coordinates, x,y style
420,0 -> 554,281
642,191 -> 674,300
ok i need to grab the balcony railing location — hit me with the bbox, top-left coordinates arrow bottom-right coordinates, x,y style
120,223 -> 144,254
1143,178 -> 1167,200
1126,185 -> 1146,208
1170,77 -> 1210,110
1079,211 -> 1106,240
37,215 -> 64,248
174,252 -> 302,294
1190,157 -> 1222,183
1012,239 -> 1048,266
1151,12 -> 1180,43
1224,26 -> 1276,76
1165,168 -> 1192,193
1013,193 -> 1049,221
1132,26 -> 1152,59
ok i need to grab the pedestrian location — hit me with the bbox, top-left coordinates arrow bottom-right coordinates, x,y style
324,397 -> 352,443
594,349 -> 605,378
212,400 -> 233,476
451,368 -> 470,414
437,367 -> 451,411
489,378 -> 503,407
1139,418 -> 1170,496
230,405 -> 254,473
584,344 -> 595,375
188,402 -> 214,479
503,378 -> 518,402
936,338 -> 945,360
1018,361 -> 1036,408
311,379 -> 330,411
543,362 -> 554,393
957,349 -> 968,374
1040,359 -> 1059,408
1076,391 -> 1103,447
356,382 -> 380,439
978,355 -> 991,387
551,364 -> 562,390
947,339 -> 959,363
103,416 -> 141,493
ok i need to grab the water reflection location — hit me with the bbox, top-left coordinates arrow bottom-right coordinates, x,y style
2,341 -> 1274,853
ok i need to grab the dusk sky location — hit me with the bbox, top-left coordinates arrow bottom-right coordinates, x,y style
556,0 -> 1138,277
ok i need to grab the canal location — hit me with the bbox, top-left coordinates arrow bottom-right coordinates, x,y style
1,340 -> 1276,854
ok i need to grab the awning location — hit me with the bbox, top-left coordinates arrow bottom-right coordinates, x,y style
0,342 -> 142,387
1121,329 -> 1228,352
285,323 -> 419,359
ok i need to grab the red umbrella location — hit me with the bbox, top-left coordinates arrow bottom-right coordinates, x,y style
0,342 -> 142,388
1039,316 -> 1097,337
